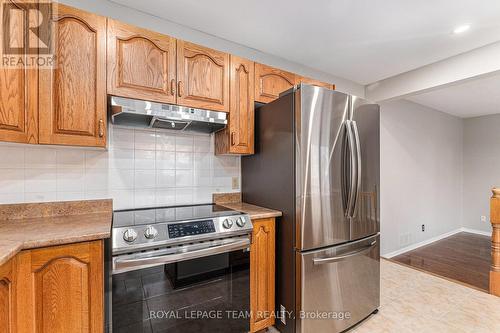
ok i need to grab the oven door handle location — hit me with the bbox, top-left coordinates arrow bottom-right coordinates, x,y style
113,237 -> 251,274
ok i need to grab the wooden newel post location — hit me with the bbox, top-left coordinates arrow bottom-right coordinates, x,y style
490,188 -> 500,296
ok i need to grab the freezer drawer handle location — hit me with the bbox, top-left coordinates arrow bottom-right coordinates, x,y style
312,240 -> 376,265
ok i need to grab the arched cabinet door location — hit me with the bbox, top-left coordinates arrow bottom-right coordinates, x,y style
38,4 -> 107,147
15,241 -> 103,333
107,19 -> 176,104
176,40 -> 229,112
0,0 -> 38,144
254,63 -> 295,103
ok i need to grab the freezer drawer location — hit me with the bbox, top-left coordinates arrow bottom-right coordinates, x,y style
297,234 -> 379,333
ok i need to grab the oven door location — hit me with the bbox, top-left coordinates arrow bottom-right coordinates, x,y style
111,236 -> 251,333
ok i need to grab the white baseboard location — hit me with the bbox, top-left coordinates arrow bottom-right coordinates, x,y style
382,228 -> 463,258
460,227 -> 491,237
382,227 -> 492,258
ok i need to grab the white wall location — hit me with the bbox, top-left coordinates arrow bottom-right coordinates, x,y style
380,100 -> 463,256
0,126 -> 240,210
58,0 -> 365,97
462,114 -> 500,233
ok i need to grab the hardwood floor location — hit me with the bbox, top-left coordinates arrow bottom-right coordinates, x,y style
392,232 -> 491,291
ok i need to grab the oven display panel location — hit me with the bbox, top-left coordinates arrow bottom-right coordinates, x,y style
168,220 -> 216,238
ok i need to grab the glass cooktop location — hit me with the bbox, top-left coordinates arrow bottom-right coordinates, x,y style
113,204 -> 242,228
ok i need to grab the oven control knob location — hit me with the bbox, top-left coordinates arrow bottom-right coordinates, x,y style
222,218 -> 234,229
236,217 -> 246,227
123,229 -> 138,243
144,226 -> 158,239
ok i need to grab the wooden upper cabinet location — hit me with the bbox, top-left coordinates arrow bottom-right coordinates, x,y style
38,4 -> 107,147
0,0 -> 38,144
107,19 -> 176,104
296,76 -> 334,90
250,218 -> 276,332
216,56 -> 254,155
16,241 -> 103,333
254,63 -> 295,103
0,257 -> 16,333
176,40 -> 229,112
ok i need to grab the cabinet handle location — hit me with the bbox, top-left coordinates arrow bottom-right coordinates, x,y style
231,132 -> 236,146
98,119 -> 104,138
170,79 -> 176,96
178,81 -> 183,97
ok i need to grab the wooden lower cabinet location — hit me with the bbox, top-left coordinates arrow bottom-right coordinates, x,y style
250,218 -> 276,332
0,257 -> 16,333
15,241 -> 104,333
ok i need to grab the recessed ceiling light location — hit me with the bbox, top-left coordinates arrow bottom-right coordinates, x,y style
453,24 -> 470,34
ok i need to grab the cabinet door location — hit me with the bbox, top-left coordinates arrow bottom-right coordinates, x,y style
250,218 -> 275,332
0,258 -> 16,333
0,0 -> 38,144
176,40 -> 229,112
215,56 -> 254,155
107,19 -> 176,104
39,4 -> 107,147
254,63 -> 295,103
296,76 -> 334,90
16,241 -> 103,333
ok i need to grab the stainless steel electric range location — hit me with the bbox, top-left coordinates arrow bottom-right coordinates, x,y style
106,204 -> 253,333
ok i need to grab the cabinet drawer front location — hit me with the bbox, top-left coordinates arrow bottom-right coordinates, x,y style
298,235 -> 379,333
107,19 -> 176,104
176,40 -> 229,112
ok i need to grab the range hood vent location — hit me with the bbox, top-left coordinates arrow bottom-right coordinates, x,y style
109,96 -> 227,134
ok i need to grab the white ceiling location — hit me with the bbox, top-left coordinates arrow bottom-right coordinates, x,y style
110,0 -> 500,84
406,72 -> 500,118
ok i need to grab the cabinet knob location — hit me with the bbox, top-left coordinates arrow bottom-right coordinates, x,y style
170,79 -> 176,96
98,119 -> 104,138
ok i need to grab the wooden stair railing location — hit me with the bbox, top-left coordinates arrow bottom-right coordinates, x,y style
490,188 -> 500,296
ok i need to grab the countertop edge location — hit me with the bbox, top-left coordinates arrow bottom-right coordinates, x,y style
220,202 -> 283,220
0,229 -> 111,266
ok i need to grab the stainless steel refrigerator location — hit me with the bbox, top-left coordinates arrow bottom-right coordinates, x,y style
242,84 -> 380,333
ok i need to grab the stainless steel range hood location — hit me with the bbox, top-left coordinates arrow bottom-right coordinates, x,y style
109,96 -> 227,134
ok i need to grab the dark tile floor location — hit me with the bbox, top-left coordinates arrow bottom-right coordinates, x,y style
392,232 -> 490,291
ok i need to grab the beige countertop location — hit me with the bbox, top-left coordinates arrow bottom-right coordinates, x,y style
221,202 -> 282,220
0,200 -> 113,266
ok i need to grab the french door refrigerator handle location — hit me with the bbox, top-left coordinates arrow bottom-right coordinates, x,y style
345,120 -> 357,218
341,123 -> 349,216
312,240 -> 377,265
351,121 -> 362,218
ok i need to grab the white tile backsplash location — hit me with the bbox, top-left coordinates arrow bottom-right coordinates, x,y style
0,147 -> 25,168
0,126 -> 240,209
